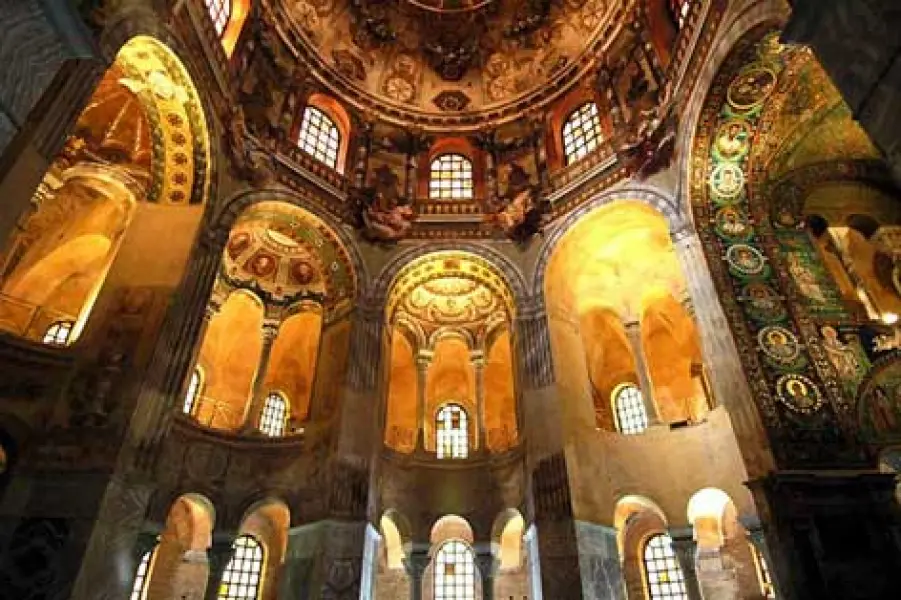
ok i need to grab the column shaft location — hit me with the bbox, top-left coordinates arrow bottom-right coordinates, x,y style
623,320 -> 662,425
242,320 -> 280,432
204,537 -> 236,600
415,355 -> 430,450
669,532 -> 703,600
473,355 -> 487,450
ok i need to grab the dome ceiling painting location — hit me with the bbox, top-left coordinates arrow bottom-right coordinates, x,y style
278,0 -> 616,121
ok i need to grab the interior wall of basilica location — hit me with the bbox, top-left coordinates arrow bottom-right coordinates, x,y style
1,1 -> 901,600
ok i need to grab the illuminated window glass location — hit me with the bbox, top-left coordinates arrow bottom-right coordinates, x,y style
298,106 -> 340,169
259,392 -> 287,437
434,540 -> 475,600
219,535 -> 264,600
614,385 -> 648,435
429,154 -> 474,200
183,368 -> 203,416
644,534 -> 688,600
751,543 -> 776,599
562,102 -> 603,165
669,0 -> 692,28
206,0 -> 232,36
43,321 -> 74,346
130,547 -> 155,600
436,404 -> 468,459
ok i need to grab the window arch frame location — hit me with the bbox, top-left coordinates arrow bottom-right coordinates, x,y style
183,366 -> 204,416
612,383 -> 649,435
433,539 -> 477,600
43,320 -> 75,346
129,545 -> 157,600
429,153 -> 475,201
436,403 -> 469,459
642,533 -> 688,600
218,534 -> 265,600
297,105 -> 342,170
259,391 -> 288,437
561,101 -> 604,166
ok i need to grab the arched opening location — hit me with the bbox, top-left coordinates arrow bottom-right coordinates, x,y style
429,154 -> 474,200
264,308 -> 322,428
436,403 -> 469,459
612,383 -> 648,435
219,535 -> 265,599
562,102 -> 603,166
259,391 -> 288,437
230,499 -> 291,600
643,533 -> 688,600
614,496 -> 673,599
0,36 -> 210,346
434,540 -> 477,599
296,94 -> 352,173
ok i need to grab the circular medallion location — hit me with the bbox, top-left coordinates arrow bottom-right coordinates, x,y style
775,373 -> 824,414
709,163 -> 745,201
713,119 -> 752,162
227,232 -> 252,260
727,66 -> 777,112
758,325 -> 802,365
726,244 -> 766,277
714,206 -> 753,242
249,252 -> 278,278
290,260 -> 317,285
741,282 -> 786,323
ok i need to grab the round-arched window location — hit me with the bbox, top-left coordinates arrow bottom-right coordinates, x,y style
429,154 -> 474,200
434,540 -> 476,599
644,533 -> 688,599
183,367 -> 203,416
259,392 -> 288,437
562,102 -> 602,165
297,106 -> 341,169
436,404 -> 468,459
613,384 -> 648,435
219,535 -> 264,599
43,321 -> 74,346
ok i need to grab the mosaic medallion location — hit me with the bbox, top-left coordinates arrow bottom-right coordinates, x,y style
741,281 -> 787,323
727,66 -> 777,112
709,163 -> 745,201
775,373 -> 824,414
758,325 -> 803,367
714,206 -> 753,242
713,119 -> 752,162
726,243 -> 767,278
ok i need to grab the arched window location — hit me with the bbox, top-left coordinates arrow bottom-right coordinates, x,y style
436,404 -> 468,459
434,540 -> 476,599
669,0 -> 692,29
751,543 -> 776,599
219,535 -> 264,600
613,384 -> 648,435
42,321 -> 74,346
644,534 -> 688,600
562,102 -> 603,165
297,106 -> 341,169
129,547 -> 156,600
183,368 -> 203,416
259,392 -> 287,437
429,154 -> 474,200
206,0 -> 232,36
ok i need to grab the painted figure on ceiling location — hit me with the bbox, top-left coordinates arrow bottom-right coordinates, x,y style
359,165 -> 415,243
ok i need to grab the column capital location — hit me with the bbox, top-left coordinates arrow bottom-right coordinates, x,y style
474,551 -> 499,577
415,350 -> 433,368
403,550 -> 431,579
261,318 -> 281,340
133,528 -> 161,561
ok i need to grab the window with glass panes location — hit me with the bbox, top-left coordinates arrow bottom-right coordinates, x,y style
614,384 -> 648,435
429,154 -> 474,200
206,0 -> 232,36
644,534 -> 688,600
436,404 -> 468,459
670,0 -> 692,28
130,547 -> 155,600
259,392 -> 287,437
297,106 -> 340,169
434,540 -> 476,600
43,321 -> 74,346
218,535 -> 264,600
183,368 -> 203,415
562,102 -> 603,165
751,543 -> 776,599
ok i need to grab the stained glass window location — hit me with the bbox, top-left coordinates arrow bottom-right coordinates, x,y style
429,154 -> 474,200
436,404 -> 468,459
751,543 -> 776,599
259,392 -> 287,437
130,548 -> 155,600
614,384 -> 648,435
644,534 -> 688,600
43,321 -> 74,346
183,368 -> 203,416
562,102 -> 603,165
298,106 -> 340,169
218,535 -> 264,600
670,0 -> 692,28
206,0 -> 232,36
434,540 -> 476,600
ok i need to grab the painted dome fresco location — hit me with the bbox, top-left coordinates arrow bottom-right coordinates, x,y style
275,0 -> 616,125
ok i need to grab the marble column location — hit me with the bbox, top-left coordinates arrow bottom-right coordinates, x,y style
622,320 -> 662,425
204,535 -> 236,600
241,318 -> 281,433
472,351 -> 487,451
403,549 -> 430,600
414,351 -> 431,450
475,551 -> 499,600
669,530 -> 703,600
